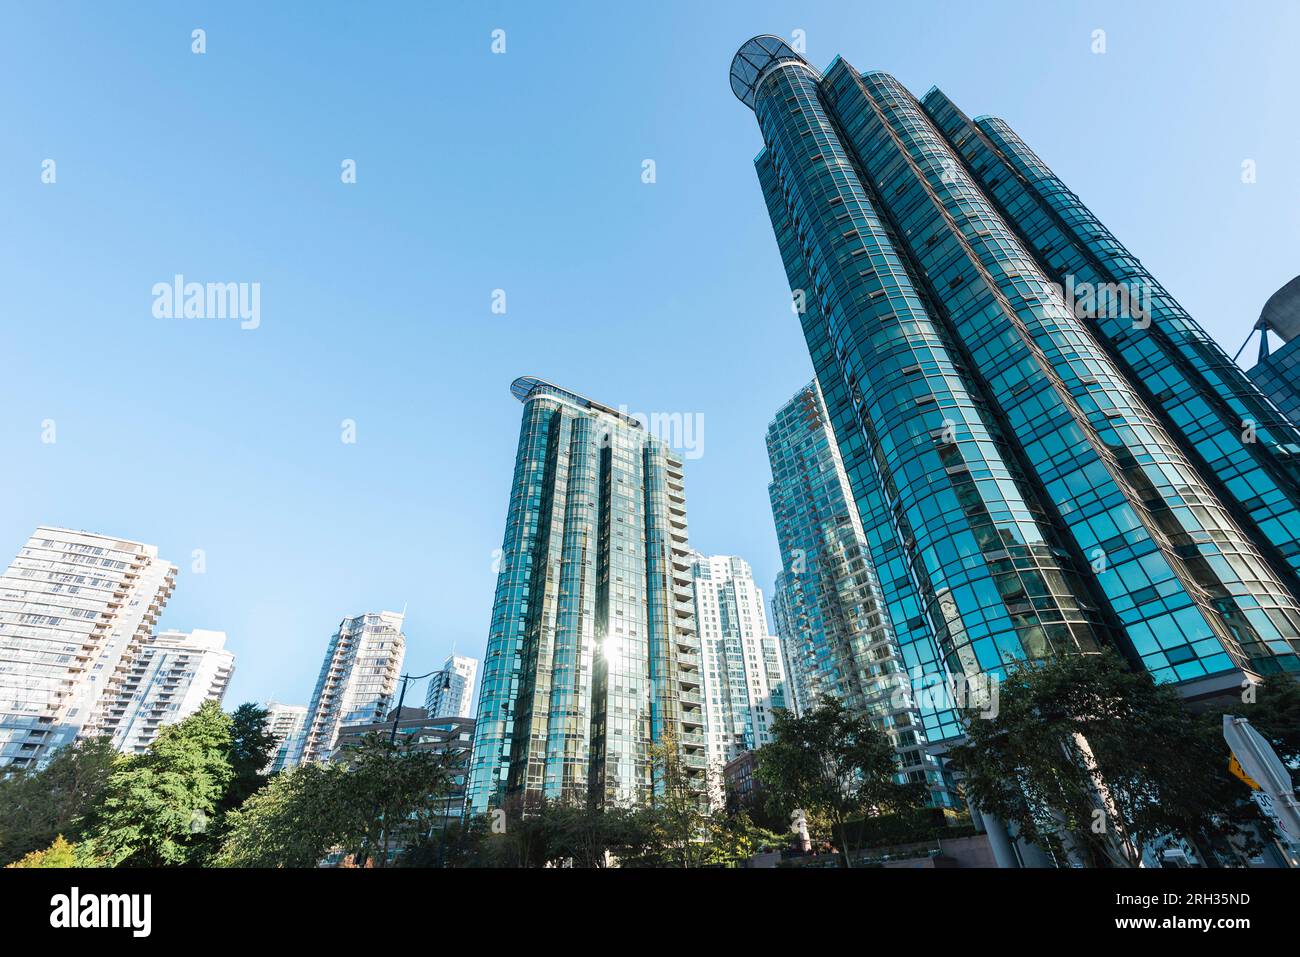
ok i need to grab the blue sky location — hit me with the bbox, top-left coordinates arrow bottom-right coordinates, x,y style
3,1 -> 1298,709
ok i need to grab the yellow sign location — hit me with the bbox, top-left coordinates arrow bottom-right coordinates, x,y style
1229,754 -> 1261,790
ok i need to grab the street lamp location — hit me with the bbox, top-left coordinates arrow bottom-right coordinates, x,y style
389,667 -> 452,745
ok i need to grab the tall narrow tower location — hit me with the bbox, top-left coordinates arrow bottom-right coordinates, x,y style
767,380 -> 946,801
690,552 -> 786,794
300,611 -> 405,764
264,701 -> 309,774
425,653 -> 479,718
731,36 -> 1300,747
465,377 -> 704,816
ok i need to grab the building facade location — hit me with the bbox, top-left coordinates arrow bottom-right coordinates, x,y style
690,552 -> 786,797
334,707 -> 475,822
722,749 -> 762,817
730,36 -> 1300,752
264,701 -> 309,773
465,376 -> 705,816
0,527 -> 177,768
300,611 -> 406,764
424,653 -> 479,718
767,381 -> 943,800
1247,275 -> 1300,427
103,628 -> 234,754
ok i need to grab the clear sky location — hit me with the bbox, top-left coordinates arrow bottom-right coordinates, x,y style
3,1 -> 1298,710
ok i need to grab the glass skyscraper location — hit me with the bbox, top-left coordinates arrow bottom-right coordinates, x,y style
465,377 -> 705,816
731,36 -> 1300,747
767,380 -> 946,802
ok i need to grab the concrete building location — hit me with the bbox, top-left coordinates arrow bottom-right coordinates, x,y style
690,552 -> 786,803
264,701 -> 308,773
300,611 -> 406,764
103,628 -> 234,754
0,527 -> 177,768
424,653 -> 478,718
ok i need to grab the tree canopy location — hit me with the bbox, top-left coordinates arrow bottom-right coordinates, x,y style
756,698 -> 922,867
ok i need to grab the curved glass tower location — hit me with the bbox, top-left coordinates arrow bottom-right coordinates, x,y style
731,37 -> 1300,744
465,377 -> 705,815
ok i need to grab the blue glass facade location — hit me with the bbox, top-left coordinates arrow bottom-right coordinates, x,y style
922,97 -> 1300,589
1251,338 -> 1300,428
767,380 -> 950,803
465,377 -> 704,815
732,37 -> 1300,744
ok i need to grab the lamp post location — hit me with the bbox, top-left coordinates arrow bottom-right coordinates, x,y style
389,667 -> 452,745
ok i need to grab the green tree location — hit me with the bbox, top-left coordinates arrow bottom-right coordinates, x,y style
215,761 -> 355,867
0,736 -> 116,865
80,701 -> 234,867
221,703 -> 278,812
343,734 -> 455,866
756,698 -> 920,868
217,733 -> 455,867
950,651 -> 1269,868
5,834 -> 78,869
701,811 -> 785,867
644,732 -> 710,868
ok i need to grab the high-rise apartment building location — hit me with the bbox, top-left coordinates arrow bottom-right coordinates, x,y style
300,611 -> 406,764
767,381 -> 942,799
465,377 -> 705,816
731,36 -> 1300,748
1247,275 -> 1300,427
425,653 -> 479,718
264,701 -> 308,773
690,552 -> 786,795
103,629 -> 234,754
0,527 -> 177,768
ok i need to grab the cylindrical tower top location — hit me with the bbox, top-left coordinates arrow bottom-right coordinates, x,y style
729,35 -> 809,109
1258,275 -> 1300,342
509,375 -> 643,427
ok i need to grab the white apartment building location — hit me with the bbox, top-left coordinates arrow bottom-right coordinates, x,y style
691,552 -> 788,805
300,611 -> 406,764
105,629 -> 234,754
264,701 -> 309,773
424,653 -> 478,718
0,527 -> 177,768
